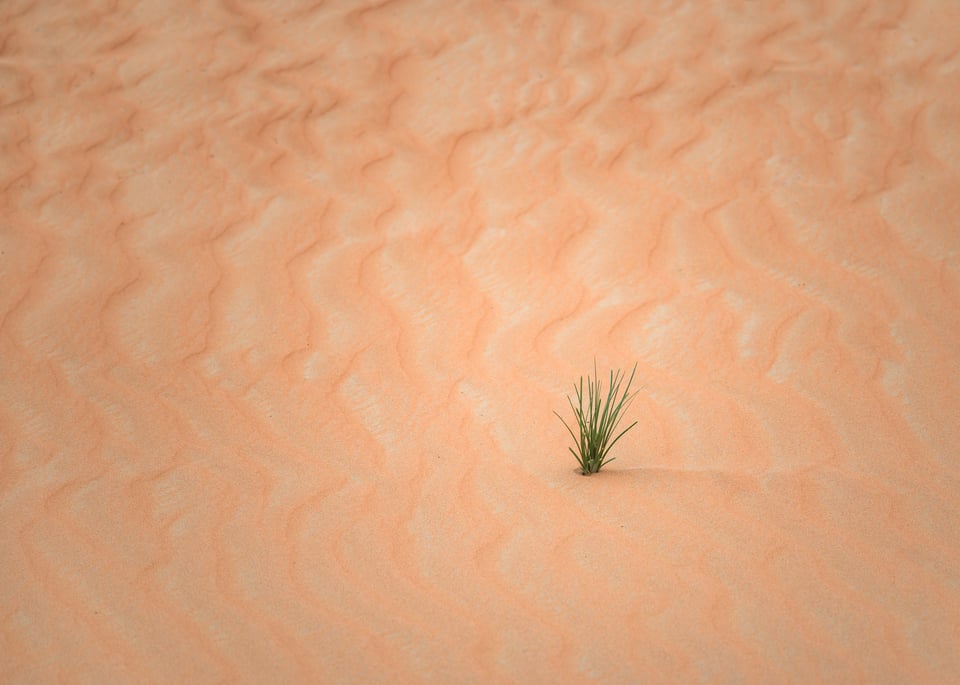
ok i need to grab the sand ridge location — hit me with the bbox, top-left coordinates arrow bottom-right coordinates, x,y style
2,0 -> 960,682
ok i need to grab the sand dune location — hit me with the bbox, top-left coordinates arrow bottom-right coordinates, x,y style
2,0 -> 960,681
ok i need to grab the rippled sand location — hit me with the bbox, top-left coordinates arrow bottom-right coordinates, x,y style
2,0 -> 960,682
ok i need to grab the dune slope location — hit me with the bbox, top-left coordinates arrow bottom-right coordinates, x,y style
2,0 -> 960,682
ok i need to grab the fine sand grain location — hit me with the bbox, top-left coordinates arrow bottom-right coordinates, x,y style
2,0 -> 960,682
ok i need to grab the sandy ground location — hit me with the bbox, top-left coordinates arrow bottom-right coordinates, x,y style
2,0 -> 960,682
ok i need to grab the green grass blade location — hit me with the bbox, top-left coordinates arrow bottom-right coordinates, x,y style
600,420 -> 638,461
556,362 -> 639,475
554,410 -> 580,448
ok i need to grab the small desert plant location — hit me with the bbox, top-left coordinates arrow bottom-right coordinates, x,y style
555,361 -> 639,475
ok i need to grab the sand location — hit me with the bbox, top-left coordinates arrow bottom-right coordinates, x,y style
2,0 -> 960,682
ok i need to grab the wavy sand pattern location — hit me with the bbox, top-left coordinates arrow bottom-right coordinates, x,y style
2,0 -> 960,681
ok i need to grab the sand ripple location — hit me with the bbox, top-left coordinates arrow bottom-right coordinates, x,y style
2,0 -> 959,681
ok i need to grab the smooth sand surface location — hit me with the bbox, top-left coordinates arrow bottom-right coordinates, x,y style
3,0 -> 960,682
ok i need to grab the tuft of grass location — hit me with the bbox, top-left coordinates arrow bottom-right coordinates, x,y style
554,361 -> 639,475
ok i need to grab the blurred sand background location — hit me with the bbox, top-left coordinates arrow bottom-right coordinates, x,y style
2,0 -> 960,682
